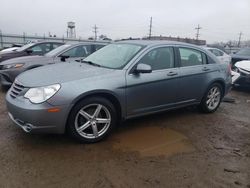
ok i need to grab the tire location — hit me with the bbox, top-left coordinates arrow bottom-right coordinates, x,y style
67,97 -> 117,143
199,83 -> 223,113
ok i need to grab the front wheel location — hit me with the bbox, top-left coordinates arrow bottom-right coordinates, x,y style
199,83 -> 223,113
67,97 -> 117,143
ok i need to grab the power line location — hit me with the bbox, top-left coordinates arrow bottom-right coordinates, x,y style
93,24 -> 98,40
148,17 -> 152,39
238,32 -> 243,47
195,24 -> 202,40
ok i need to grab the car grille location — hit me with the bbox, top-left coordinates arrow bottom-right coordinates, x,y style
10,82 -> 25,99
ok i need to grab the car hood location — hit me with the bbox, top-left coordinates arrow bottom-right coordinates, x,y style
0,50 -> 21,56
235,60 -> 250,71
16,62 -> 115,87
0,55 -> 52,65
231,54 -> 250,60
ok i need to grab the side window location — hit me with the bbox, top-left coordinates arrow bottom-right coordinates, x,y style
31,43 -> 51,55
138,47 -> 174,70
52,43 -> 62,49
179,48 -> 205,67
212,49 -> 223,56
61,45 -> 91,57
94,44 -> 105,51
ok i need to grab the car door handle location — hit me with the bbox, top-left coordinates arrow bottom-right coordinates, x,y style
167,71 -> 178,76
202,67 -> 210,71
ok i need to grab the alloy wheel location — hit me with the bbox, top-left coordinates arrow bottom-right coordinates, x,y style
206,86 -> 221,111
74,103 -> 111,139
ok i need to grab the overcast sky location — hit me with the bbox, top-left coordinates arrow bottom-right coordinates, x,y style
0,0 -> 249,43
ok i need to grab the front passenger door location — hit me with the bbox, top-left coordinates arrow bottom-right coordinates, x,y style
126,46 -> 180,117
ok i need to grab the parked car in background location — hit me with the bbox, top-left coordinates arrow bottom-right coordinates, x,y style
0,42 -> 108,87
205,47 -> 231,64
1,47 -> 20,53
0,41 -> 64,63
231,48 -> 250,66
232,60 -> 250,87
6,41 -> 232,143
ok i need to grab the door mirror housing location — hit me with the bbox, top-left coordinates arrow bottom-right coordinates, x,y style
26,49 -> 33,54
135,63 -> 152,74
60,55 -> 70,62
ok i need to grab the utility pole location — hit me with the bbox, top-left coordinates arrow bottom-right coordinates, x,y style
93,25 -> 98,40
0,30 -> 3,49
195,24 -> 202,40
148,17 -> 152,39
238,32 -> 243,47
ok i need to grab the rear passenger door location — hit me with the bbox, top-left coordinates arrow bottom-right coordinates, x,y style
177,47 -> 215,103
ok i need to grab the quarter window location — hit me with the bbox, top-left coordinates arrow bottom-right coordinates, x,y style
211,49 -> 223,56
138,47 -> 174,70
179,48 -> 206,67
61,45 -> 91,57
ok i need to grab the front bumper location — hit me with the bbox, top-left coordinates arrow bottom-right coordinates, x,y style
6,90 -> 73,134
232,70 -> 250,87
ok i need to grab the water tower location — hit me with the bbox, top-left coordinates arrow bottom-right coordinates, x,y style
67,22 -> 76,38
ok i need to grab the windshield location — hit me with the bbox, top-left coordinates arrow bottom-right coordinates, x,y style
45,44 -> 71,57
16,43 -> 35,52
236,48 -> 250,56
84,43 -> 143,69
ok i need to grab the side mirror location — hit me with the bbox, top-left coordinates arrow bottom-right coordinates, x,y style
26,49 -> 33,54
60,55 -> 70,62
135,63 -> 152,74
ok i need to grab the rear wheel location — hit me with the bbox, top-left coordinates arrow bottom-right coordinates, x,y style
67,97 -> 117,143
199,83 -> 223,113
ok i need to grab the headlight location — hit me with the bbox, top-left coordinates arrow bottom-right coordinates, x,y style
24,84 -> 61,104
3,63 -> 24,69
234,67 -> 239,73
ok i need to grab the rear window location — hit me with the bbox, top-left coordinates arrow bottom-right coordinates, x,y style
179,48 -> 207,67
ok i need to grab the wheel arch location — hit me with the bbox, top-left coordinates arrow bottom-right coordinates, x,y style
206,79 -> 226,97
67,90 -> 123,126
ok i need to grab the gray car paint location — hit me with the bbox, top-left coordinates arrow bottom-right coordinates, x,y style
5,40 -> 232,134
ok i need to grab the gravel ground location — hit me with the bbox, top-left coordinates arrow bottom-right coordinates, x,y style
0,88 -> 249,188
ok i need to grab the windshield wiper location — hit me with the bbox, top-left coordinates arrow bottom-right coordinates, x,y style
80,60 -> 101,67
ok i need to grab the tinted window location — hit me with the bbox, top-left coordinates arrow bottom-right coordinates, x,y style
210,49 -> 223,56
61,45 -> 91,57
179,48 -> 205,67
94,44 -> 105,51
45,44 -> 71,57
31,43 -> 51,54
138,47 -> 174,70
52,43 -> 62,49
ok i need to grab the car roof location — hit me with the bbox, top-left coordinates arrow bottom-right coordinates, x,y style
64,41 -> 110,46
116,40 -> 201,48
204,47 -> 221,50
30,41 -> 64,44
